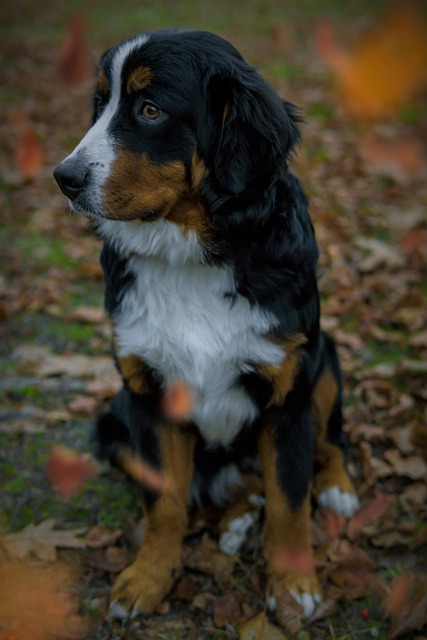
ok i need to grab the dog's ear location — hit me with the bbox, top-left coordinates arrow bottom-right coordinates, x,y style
200,68 -> 301,194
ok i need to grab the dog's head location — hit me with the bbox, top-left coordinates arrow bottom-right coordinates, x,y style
54,30 -> 300,241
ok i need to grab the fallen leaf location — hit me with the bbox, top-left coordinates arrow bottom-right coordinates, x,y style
68,394 -> 99,415
316,6 -> 427,118
358,134 -> 425,183
171,575 -> 198,602
347,494 -> 393,540
45,445 -> 98,497
213,591 -> 248,627
384,450 -> 427,480
239,612 -> 285,640
56,14 -> 88,86
10,107 -> 44,181
0,558 -> 90,640
85,546 -> 131,573
85,525 -> 122,549
161,380 -> 194,422
2,519 -> 87,561
386,574 -> 427,639
12,344 -> 114,378
68,306 -> 105,323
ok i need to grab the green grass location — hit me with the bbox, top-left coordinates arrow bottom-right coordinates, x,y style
0,428 -> 142,533
1,0 -> 393,49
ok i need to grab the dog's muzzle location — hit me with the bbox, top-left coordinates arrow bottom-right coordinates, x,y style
54,157 -> 89,201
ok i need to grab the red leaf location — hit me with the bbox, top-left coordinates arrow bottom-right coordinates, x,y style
161,380 -> 194,423
316,6 -> 427,118
11,108 -> 44,180
45,445 -> 97,497
56,14 -> 88,86
386,574 -> 427,638
346,494 -> 393,540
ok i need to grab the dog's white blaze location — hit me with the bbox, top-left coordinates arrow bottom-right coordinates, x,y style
63,35 -> 150,216
111,237 -> 284,446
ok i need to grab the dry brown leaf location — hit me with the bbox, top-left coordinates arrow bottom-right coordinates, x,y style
68,394 -> 99,415
358,134 -> 425,183
182,534 -> 236,588
0,558 -> 90,640
347,494 -> 393,540
239,612 -> 285,640
213,591 -> 248,627
384,450 -> 427,480
1,519 -> 87,561
12,344 -> 114,378
386,574 -> 427,639
85,546 -> 131,573
85,525 -> 122,549
171,575 -> 198,602
68,306 -> 105,323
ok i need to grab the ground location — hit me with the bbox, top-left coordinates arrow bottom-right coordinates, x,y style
0,1 -> 426,639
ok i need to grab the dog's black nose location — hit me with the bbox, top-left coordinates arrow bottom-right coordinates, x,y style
54,159 -> 89,200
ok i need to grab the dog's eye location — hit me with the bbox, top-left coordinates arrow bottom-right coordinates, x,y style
141,102 -> 163,121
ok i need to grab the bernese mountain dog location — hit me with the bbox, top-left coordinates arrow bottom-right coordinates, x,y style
54,29 -> 359,622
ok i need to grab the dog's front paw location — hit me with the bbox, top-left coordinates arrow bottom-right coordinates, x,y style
318,486 -> 360,518
109,558 -> 175,619
267,573 -> 322,619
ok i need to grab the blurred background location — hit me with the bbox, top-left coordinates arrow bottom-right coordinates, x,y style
0,1 -> 426,638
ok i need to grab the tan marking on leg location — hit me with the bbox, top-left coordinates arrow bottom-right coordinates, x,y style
256,334 -> 307,407
258,424 -> 319,603
311,368 -> 338,438
312,368 -> 358,510
111,426 -> 196,615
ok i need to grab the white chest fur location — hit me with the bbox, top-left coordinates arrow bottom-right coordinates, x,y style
113,255 -> 283,446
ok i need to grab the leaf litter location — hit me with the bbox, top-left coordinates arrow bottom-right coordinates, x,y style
1,2 -> 426,638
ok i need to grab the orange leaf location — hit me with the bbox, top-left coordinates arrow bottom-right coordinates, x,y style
317,6 -> 427,118
386,574 -> 427,638
56,14 -> 88,86
11,108 -> 43,180
346,493 -> 393,540
0,559 -> 90,640
161,380 -> 194,423
45,445 -> 97,497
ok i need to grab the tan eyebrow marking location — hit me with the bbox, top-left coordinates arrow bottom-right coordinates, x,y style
126,66 -> 153,94
97,69 -> 109,96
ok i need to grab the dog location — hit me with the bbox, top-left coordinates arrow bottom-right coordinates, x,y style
54,29 -> 359,621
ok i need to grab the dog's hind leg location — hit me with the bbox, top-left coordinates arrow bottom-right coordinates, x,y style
311,340 -> 359,518
258,414 -> 321,620
218,473 -> 264,556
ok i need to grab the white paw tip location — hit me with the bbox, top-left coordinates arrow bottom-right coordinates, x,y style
219,512 -> 257,555
109,600 -> 143,620
267,593 -> 322,618
318,486 -> 360,518
108,601 -> 131,619
291,591 -> 322,618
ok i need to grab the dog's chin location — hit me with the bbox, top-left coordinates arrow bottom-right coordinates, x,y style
69,199 -> 165,224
